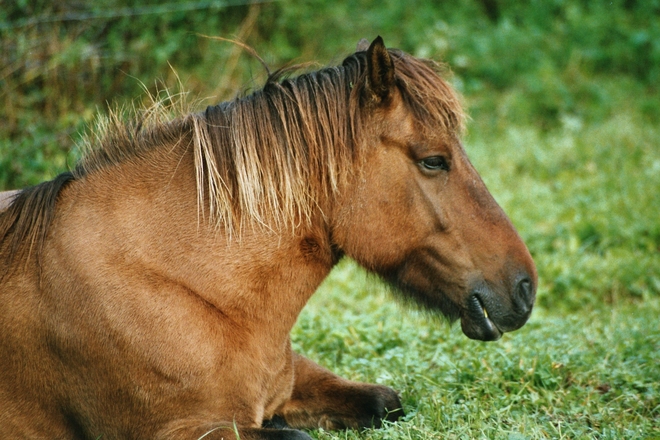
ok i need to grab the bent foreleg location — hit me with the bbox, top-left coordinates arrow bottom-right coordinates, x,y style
275,352 -> 404,430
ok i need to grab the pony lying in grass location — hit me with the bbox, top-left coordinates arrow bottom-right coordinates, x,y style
0,37 -> 536,439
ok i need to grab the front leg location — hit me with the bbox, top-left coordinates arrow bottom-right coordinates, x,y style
275,352 -> 404,430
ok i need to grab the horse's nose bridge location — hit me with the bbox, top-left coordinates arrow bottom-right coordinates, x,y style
455,154 -> 537,301
461,206 -> 537,308
465,179 -> 535,275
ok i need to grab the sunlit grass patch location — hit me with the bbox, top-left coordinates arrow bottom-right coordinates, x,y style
294,260 -> 660,439
466,105 -> 660,310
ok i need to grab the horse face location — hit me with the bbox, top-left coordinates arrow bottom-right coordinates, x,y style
334,38 -> 536,341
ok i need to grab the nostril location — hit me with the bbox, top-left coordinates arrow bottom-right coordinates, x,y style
514,277 -> 535,314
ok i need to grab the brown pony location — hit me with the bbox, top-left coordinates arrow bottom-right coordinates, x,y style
0,37 -> 536,439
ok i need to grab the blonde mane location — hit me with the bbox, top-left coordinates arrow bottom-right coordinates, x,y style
1,48 -> 465,270
190,49 -> 465,232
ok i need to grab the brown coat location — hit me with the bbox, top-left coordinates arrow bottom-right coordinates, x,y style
0,37 -> 535,439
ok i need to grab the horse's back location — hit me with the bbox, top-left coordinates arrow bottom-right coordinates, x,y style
0,170 -> 159,438
0,149 -> 300,438
0,243 -> 72,437
0,178 -> 153,437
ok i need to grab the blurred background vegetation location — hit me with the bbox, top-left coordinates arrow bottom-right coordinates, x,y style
1,0 -> 659,311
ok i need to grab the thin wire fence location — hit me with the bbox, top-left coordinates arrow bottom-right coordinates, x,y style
0,0 -> 278,30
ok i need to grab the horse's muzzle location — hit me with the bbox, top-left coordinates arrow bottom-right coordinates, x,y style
460,275 -> 535,341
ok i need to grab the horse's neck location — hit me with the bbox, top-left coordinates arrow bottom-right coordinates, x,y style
53,143 -> 333,341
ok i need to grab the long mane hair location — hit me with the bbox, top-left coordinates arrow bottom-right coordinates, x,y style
0,47 -> 465,274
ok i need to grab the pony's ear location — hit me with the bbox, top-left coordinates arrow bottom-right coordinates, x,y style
356,38 -> 370,52
365,36 -> 395,104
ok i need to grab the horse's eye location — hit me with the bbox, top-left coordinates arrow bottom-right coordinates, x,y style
420,156 -> 450,172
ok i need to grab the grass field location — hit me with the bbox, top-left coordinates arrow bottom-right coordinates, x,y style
289,89 -> 660,438
2,1 -> 659,438
294,261 -> 659,439
291,60 -> 660,438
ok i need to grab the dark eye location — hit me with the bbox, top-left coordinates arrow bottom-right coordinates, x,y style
420,156 -> 450,171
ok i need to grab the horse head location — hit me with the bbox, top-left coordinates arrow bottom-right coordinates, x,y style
334,37 -> 537,341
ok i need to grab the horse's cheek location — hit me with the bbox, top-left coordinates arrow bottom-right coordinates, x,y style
343,166 -> 427,269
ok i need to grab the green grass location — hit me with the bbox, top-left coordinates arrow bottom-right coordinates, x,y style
293,260 -> 659,439
466,107 -> 660,311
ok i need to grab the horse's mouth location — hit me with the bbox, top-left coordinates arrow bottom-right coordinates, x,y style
460,294 -> 503,341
